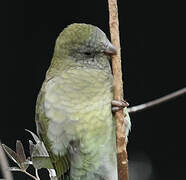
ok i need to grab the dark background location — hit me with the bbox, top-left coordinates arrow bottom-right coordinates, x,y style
1,1 -> 185,180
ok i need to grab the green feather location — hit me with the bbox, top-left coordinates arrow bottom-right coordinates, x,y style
35,23 -> 131,180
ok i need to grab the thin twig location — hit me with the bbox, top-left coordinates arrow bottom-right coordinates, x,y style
35,169 -> 40,180
108,0 -> 129,180
128,87 -> 186,113
21,170 -> 39,180
0,142 -> 13,180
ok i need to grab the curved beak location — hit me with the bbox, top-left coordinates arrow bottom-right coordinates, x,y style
104,40 -> 117,55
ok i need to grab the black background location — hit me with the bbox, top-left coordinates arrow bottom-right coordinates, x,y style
1,1 -> 185,180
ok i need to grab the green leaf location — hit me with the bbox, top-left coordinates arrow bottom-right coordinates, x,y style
29,140 -> 34,156
25,129 -> 40,143
16,140 -> 26,163
2,144 -> 19,165
15,140 -> 29,170
33,142 -> 49,156
32,156 -> 53,169
26,129 -> 54,169
2,142 -> 29,170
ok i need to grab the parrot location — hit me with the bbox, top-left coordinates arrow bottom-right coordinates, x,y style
35,23 -> 131,180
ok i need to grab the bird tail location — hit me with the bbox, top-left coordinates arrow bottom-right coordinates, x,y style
52,162 -> 70,180
57,171 -> 70,180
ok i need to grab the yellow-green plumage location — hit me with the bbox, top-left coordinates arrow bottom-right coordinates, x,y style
35,23 -> 130,180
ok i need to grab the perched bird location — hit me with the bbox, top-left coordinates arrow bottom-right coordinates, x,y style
35,23 -> 131,180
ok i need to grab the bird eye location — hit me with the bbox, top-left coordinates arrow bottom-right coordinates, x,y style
84,52 -> 91,56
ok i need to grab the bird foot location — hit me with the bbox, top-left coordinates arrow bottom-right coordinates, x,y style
112,100 -> 129,112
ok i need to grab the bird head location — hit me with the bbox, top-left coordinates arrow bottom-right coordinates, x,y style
53,23 -> 116,69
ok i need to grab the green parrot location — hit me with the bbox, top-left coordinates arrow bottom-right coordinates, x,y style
35,23 -> 131,180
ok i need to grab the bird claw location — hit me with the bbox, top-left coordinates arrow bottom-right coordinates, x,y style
112,100 -> 129,112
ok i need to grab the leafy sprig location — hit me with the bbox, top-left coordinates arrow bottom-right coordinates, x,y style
1,130 -> 55,180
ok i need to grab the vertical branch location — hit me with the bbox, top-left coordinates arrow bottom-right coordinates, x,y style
107,0 -> 129,180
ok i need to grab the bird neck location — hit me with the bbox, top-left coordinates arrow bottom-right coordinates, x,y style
76,56 -> 112,73
46,55 -> 112,79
